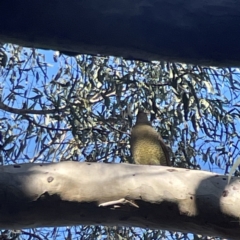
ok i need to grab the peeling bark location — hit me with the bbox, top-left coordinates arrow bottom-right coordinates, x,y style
0,162 -> 239,239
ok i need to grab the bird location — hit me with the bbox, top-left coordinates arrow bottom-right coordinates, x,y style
130,110 -> 171,166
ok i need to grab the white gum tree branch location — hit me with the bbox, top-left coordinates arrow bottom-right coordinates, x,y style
0,162 -> 239,239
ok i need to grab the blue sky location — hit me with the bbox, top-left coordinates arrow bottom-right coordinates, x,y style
1,45 -> 240,173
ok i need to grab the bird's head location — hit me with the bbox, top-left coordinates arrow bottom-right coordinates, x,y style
136,110 -> 151,125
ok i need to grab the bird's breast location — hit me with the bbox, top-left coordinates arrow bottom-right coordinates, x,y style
130,126 -> 166,165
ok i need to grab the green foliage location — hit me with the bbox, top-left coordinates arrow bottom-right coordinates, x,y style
0,44 -> 239,239
0,44 -> 239,171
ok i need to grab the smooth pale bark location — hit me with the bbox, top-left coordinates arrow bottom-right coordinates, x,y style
0,162 -> 239,239
0,0 -> 240,66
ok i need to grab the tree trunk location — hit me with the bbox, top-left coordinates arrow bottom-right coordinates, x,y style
0,0 -> 240,66
0,162 -> 239,239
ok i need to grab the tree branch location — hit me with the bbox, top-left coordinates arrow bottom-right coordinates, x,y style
0,0 -> 240,66
0,162 -> 239,239
0,101 -> 68,115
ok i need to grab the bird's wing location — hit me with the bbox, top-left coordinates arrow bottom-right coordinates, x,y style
158,135 -> 171,166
